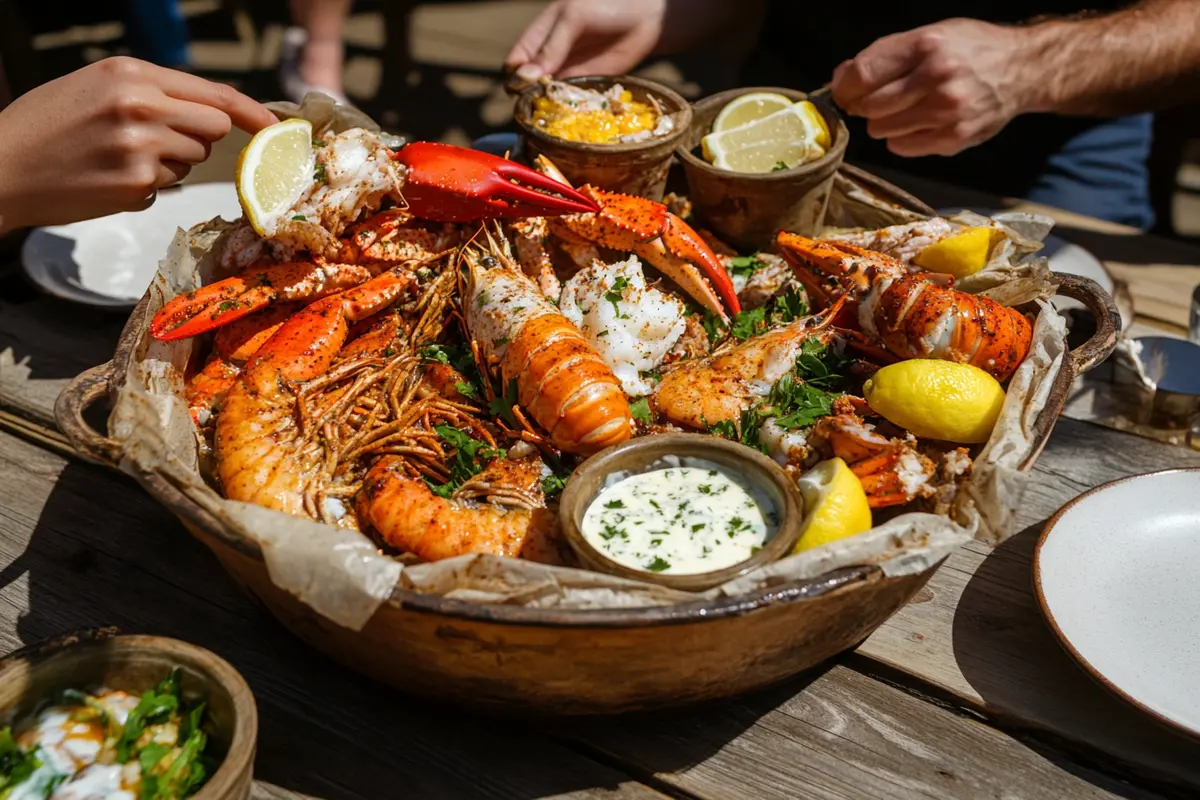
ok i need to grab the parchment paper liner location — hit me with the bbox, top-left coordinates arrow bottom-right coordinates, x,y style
103,99 -> 1066,631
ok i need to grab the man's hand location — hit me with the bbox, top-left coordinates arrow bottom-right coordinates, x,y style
0,57 -> 277,233
830,18 -> 1034,157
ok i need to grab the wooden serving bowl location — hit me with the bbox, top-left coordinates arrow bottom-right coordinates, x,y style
677,87 -> 849,250
513,75 -> 692,202
0,629 -> 256,798
53,171 -> 1122,716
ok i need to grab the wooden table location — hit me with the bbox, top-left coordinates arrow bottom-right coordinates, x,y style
2,172 -> 1200,799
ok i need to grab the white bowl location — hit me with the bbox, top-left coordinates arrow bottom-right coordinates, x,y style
21,182 -> 241,309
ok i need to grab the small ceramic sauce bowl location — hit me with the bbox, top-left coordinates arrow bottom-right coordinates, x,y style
0,629 -> 257,799
676,86 -> 849,251
559,434 -> 803,592
513,75 -> 693,202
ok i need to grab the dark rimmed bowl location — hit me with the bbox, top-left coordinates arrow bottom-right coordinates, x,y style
0,629 -> 257,799
513,75 -> 693,201
559,434 -> 804,592
677,87 -> 849,250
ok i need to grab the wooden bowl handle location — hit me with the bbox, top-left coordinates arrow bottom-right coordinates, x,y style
54,363 -> 123,468
1052,271 -> 1122,374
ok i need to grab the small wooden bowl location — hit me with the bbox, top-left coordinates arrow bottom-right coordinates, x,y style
559,434 -> 804,591
676,87 -> 849,251
513,75 -> 693,202
0,629 -> 257,800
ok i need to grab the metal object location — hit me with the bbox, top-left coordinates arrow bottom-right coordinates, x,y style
1120,336 -> 1200,447
1189,283 -> 1200,346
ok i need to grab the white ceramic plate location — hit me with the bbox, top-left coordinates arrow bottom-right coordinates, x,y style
936,206 -> 1114,315
1035,469 -> 1200,738
21,182 -> 242,309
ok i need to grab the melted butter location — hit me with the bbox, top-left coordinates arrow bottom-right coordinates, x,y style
581,463 -> 778,575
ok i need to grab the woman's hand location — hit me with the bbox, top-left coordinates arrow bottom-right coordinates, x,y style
505,0 -> 671,82
0,57 -> 278,233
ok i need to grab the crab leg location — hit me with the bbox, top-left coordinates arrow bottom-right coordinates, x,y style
150,261 -> 377,341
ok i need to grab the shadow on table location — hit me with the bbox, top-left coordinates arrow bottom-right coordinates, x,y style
0,460 -> 773,798
951,522 -> 1200,799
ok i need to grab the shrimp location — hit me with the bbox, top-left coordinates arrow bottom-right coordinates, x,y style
652,297 -> 845,431
357,454 -> 563,563
213,266 -> 416,521
462,229 -> 632,455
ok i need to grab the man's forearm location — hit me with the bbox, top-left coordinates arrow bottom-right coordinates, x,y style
1018,0 -> 1200,116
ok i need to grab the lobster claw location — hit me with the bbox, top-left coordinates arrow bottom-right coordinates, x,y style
391,142 -> 601,222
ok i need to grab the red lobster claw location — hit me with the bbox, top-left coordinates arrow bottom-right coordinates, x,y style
391,142 -> 601,222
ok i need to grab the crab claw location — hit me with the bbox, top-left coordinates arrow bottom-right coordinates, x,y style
549,185 -> 740,321
150,261 -> 376,341
391,142 -> 601,222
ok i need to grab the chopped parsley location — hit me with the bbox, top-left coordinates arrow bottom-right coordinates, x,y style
488,378 -> 521,428
425,426 -> 504,497
541,473 -> 568,497
605,499 -> 626,509
454,380 -> 479,400
727,254 -> 767,278
772,161 -> 790,171
645,556 -> 671,572
605,276 -> 631,319
629,397 -> 653,425
290,214 -> 306,221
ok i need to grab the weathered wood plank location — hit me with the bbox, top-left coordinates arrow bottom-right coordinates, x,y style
555,665 -> 1156,800
0,430 -> 1155,798
859,417 -> 1200,792
0,431 -> 664,800
0,277 -> 125,430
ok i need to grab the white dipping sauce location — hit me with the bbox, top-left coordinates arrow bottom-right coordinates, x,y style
581,460 -> 778,575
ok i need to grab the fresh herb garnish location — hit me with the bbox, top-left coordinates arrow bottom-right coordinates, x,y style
605,499 -> 626,509
772,161 -> 790,171
454,381 -> 479,400
425,425 -> 504,497
487,378 -> 521,428
727,254 -> 766,278
420,343 -> 475,374
0,727 -> 39,795
290,214 -> 306,221
605,276 -> 630,318
629,397 -> 653,425
645,556 -> 671,572
541,474 -> 568,497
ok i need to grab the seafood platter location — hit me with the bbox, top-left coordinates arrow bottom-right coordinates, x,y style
57,84 -> 1119,714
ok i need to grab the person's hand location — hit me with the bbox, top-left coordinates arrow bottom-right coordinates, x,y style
505,0 -> 670,82
830,18 -> 1036,157
0,57 -> 278,233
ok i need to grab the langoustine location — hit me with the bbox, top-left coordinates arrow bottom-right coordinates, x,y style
462,228 -> 632,456
777,232 -> 1032,381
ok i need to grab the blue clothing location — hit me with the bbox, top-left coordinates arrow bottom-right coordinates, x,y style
1026,113 -> 1154,230
122,0 -> 188,68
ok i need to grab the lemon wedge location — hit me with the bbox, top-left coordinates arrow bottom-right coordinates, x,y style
701,103 -> 828,174
712,92 -> 795,133
864,360 -> 1006,444
792,457 -> 874,553
236,117 -> 316,237
796,100 -> 831,150
911,227 -> 1006,278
